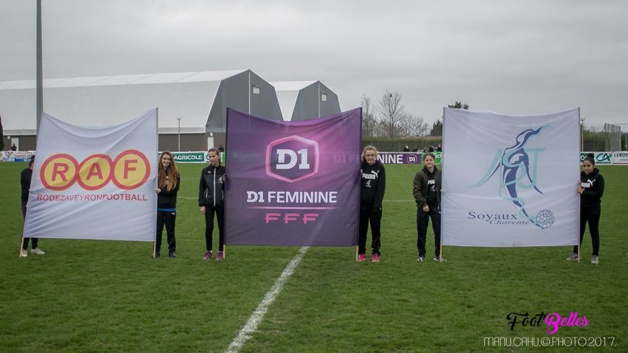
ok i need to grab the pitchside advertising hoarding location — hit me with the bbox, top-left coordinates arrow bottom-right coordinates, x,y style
376,152 -> 441,164
151,151 -> 628,165
170,151 -> 226,164
6,150 -> 628,165
610,151 -> 628,164
580,152 -> 612,164
1,151 -> 36,162
172,151 -> 206,163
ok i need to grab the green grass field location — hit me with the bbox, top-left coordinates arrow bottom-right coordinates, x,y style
1,162 -> 626,353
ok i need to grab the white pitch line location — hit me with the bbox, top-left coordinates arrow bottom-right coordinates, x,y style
224,246 -> 309,353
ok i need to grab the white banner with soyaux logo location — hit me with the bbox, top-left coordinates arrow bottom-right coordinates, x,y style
441,108 -> 580,247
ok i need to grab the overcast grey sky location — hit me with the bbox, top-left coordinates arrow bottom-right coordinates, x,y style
1,0 -> 627,129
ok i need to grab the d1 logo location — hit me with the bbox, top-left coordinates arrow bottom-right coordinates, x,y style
266,135 -> 319,182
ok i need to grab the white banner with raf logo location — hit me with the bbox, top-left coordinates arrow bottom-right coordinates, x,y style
441,108 -> 580,247
23,110 -> 158,241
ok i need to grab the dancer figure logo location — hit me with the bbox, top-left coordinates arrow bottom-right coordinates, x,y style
472,127 -> 554,229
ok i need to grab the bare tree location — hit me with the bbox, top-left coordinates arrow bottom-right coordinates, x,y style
363,89 -> 427,138
378,90 -> 405,139
415,116 -> 430,137
374,120 -> 389,137
361,94 -> 378,138
398,113 -> 430,137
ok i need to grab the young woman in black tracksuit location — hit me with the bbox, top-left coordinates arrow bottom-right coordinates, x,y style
568,154 -> 605,264
155,151 -> 180,258
199,147 -> 226,260
413,152 -> 443,262
20,157 -> 44,257
358,145 -> 386,263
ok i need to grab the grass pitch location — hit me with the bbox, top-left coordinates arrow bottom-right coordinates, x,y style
0,162 -> 626,352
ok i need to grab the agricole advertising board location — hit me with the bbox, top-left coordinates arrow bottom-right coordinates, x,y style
168,151 -> 442,164
171,151 -> 206,163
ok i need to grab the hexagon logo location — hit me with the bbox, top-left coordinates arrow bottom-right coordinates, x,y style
266,135 -> 319,182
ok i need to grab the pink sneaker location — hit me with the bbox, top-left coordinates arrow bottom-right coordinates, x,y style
203,250 -> 213,260
217,251 -> 224,261
357,253 -> 366,262
371,254 -> 380,263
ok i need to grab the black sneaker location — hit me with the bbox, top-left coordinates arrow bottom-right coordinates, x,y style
169,251 -> 177,258
154,251 -> 161,258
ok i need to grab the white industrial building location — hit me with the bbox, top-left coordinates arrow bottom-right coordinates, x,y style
1,70 -> 341,151
274,81 -> 341,122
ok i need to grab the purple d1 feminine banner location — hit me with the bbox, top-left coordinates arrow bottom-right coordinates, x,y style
225,108 -> 362,246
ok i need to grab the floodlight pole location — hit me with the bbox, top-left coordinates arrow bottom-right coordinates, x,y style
389,93 -> 393,139
580,117 -> 585,152
177,117 -> 182,151
36,0 -> 43,132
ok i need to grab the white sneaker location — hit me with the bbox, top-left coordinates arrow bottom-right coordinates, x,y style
31,248 -> 45,255
20,249 -> 28,257
591,255 -> 599,265
566,253 -> 579,261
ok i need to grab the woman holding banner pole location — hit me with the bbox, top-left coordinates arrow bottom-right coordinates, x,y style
155,151 -> 180,258
358,145 -> 386,263
20,156 -> 45,257
413,152 -> 443,262
568,153 -> 604,264
199,147 -> 226,261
